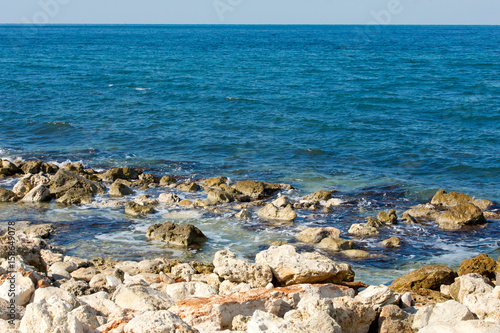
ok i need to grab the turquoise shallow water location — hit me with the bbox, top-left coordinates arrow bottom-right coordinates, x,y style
0,25 -> 499,284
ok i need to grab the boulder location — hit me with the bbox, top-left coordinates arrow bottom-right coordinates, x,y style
20,296 -> 90,333
330,296 -> 378,333
436,203 -> 486,230
160,175 -> 178,186
21,184 -> 52,202
124,201 -> 156,217
21,160 -> 42,174
71,267 -> 98,282
355,285 -> 400,310
50,169 -> 105,198
158,192 -> 180,205
257,203 -> 297,221
169,283 -> 353,331
458,254 -> 497,280
123,310 -> 197,333
32,287 -> 80,308
1,159 -> 21,174
166,282 -> 217,301
146,222 -> 207,247
303,190 -> 332,202
426,300 -> 475,327
402,204 -> 440,221
78,291 -> 124,318
377,209 -> 398,224
412,305 -> 434,331
246,310 -> 307,333
233,180 -> 287,199
255,245 -> 354,285
109,182 -> 134,197
206,190 -> 234,205
348,223 -> 379,237
112,284 -> 174,311
55,188 -> 94,205
390,265 -> 457,292
213,250 -> 273,288
378,305 -> 415,333
59,279 -> 90,296
283,296 -> 342,333
0,297 -> 25,321
318,238 -> 357,251
176,181 -> 200,192
296,227 -> 341,244
0,187 -> 17,202
341,250 -> 370,259
432,189 -> 493,210
99,167 -> 139,181
0,272 -> 35,306
13,178 -> 32,197
272,196 -> 292,208
381,237 -> 401,248
235,208 -> 251,220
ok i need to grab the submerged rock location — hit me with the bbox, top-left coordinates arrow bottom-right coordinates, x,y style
146,221 -> 207,247
255,245 -> 354,285
381,237 -> 401,248
436,203 -> 486,230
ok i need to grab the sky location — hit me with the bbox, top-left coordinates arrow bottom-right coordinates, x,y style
1,0 -> 499,25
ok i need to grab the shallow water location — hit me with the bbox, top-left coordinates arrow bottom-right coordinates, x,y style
1,25 -> 499,284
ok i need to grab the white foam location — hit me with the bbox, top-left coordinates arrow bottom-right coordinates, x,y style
135,88 -> 151,91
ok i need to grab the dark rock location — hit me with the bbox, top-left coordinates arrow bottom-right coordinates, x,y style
190,261 -> 215,274
109,182 -> 134,197
233,180 -> 286,200
124,201 -> 156,217
176,181 -> 201,193
59,279 -> 90,296
159,175 -> 177,186
0,187 -> 18,202
381,237 -> 401,248
389,265 -> 457,292
62,162 -> 84,174
146,222 -> 207,247
41,162 -> 59,174
21,160 -> 42,174
458,254 -> 497,280
202,176 -> 228,187
99,167 -> 140,181
50,169 -> 105,200
377,209 -> 398,225
303,190 -> 333,202
207,190 -> 234,205
436,203 -> 486,230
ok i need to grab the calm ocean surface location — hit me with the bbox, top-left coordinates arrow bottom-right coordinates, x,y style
0,25 -> 499,284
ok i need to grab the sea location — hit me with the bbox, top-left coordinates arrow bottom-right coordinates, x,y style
0,25 -> 499,284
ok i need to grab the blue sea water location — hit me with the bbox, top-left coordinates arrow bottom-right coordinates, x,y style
0,25 -> 499,284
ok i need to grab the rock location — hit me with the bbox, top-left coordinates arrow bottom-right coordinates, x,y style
146,222 -> 207,247
124,201 -> 156,217
436,203 -> 486,230
170,283 -> 354,331
78,291 -> 123,318
355,285 -> 400,310
318,238 -> 357,251
246,310 -> 306,332
21,184 -> 52,202
109,182 -> 134,197
171,263 -> 197,281
303,190 -> 332,202
41,162 -> 59,174
71,304 -> 106,330
158,192 -> 180,205
1,159 -> 21,174
213,250 -> 273,288
112,284 -> 174,311
50,169 -> 105,199
330,296 -> 378,333
219,280 -> 252,296
33,287 -> 80,308
71,267 -> 98,282
202,176 -> 228,187
99,167 -> 139,181
296,227 -> 341,244
348,223 -> 379,237
123,310 -> 197,333
431,189 -> 493,210
255,245 -> 354,285
377,209 -> 398,224
257,203 -> 297,221
401,292 -> 413,308
427,300 -> 475,327
458,254 -> 497,280
0,187 -> 17,202
59,279 -> 90,296
403,204 -> 440,221
367,217 -> 383,228
402,212 -> 418,223
453,320 -> 500,333
272,196 -> 292,208
0,297 -> 25,321
232,314 -> 251,331
390,265 -> 458,293
176,181 -> 200,192
412,305 -> 434,331
341,249 -> 371,259
283,297 -> 342,333
206,189 -> 234,205
49,268 -> 72,281
55,188 -> 94,205
178,199 -> 193,206
378,305 -> 415,333
166,282 -> 217,301
20,296 -> 90,333
13,178 -> 33,197
382,237 -> 401,248
0,272 -> 35,306
235,208 -> 251,219
21,160 -> 42,174
233,180 -> 287,200
139,173 -> 159,184
160,175 -> 178,186
449,273 -> 500,321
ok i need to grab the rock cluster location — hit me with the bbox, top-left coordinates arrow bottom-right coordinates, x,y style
0,223 -> 499,332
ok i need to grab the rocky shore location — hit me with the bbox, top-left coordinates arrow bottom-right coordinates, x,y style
0,159 -> 500,332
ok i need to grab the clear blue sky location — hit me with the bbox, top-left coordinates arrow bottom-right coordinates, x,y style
1,0 -> 499,25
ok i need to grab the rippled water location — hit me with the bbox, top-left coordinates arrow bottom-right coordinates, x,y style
0,25 -> 499,284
